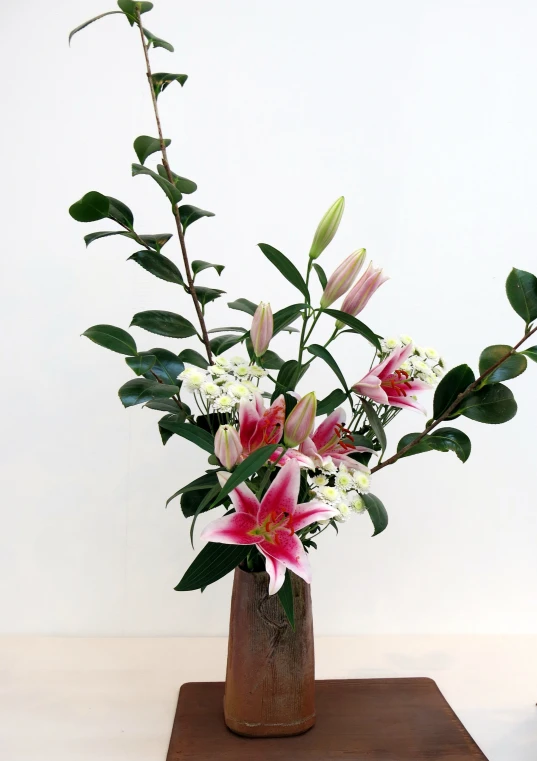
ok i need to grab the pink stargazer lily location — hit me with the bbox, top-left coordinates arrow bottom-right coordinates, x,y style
299,407 -> 375,471
352,343 -> 430,412
239,393 -> 286,457
200,460 -> 339,594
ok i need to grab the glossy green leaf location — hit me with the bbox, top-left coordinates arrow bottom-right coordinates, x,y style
459,383 -> 517,424
108,197 -> 134,228
118,378 -> 179,408
307,344 -> 348,392
125,354 -> 156,375
143,27 -> 174,52
522,346 -> 537,363
313,263 -> 327,290
128,250 -> 184,285
277,570 -> 295,629
179,205 -> 215,232
194,286 -> 225,307
209,333 -> 244,355
227,297 -> 257,315
144,398 -> 183,413
132,163 -> 183,205
271,360 -> 308,400
158,419 -> 214,453
189,483 -> 223,546
178,348 -> 209,369
317,389 -> 347,416
69,10 -> 123,44
207,327 -> 247,334
142,348 -> 184,384
506,268 -> 537,326
258,243 -> 310,301
130,310 -> 197,338
360,398 -> 387,454
175,542 -> 249,591
260,350 -> 285,371
82,324 -> 137,356
212,445 -> 279,507
322,308 -> 381,351
69,191 -> 109,222
479,344 -> 527,383
397,427 -> 471,463
156,165 -> 197,195
433,364 -> 475,419
166,470 -> 220,510
158,412 -> 188,444
273,304 -> 307,335
133,135 -> 170,165
152,72 -> 188,98
117,0 -> 153,25
83,230 -> 172,251
192,260 -> 225,277
362,493 -> 388,537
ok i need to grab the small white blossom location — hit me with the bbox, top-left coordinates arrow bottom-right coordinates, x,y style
213,395 -> 235,413
399,360 -> 412,374
321,457 -> 337,473
320,486 -> 341,502
234,364 -> 251,378
424,347 -> 439,360
350,493 -> 366,514
335,501 -> 352,522
200,381 -> 221,398
227,383 -> 251,400
179,367 -> 207,391
209,364 -> 228,377
353,470 -> 371,494
229,355 -> 248,366
214,373 -> 234,386
382,336 -> 401,351
214,356 -> 230,368
310,474 -> 328,487
335,470 -> 354,491
248,364 -> 266,378
433,365 -> 444,377
400,334 -> 413,345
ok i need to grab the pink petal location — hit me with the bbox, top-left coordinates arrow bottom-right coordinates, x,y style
311,408 -> 345,451
239,396 -> 261,451
200,512 -> 261,545
259,531 -> 312,584
258,546 -> 286,595
292,500 -> 339,532
248,394 -> 285,451
386,394 -> 427,414
270,448 -> 315,469
352,376 -> 389,404
377,342 -> 414,378
329,452 -> 371,472
258,459 -> 301,525
217,472 -> 260,517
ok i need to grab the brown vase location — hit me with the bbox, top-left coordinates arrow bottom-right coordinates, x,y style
223,566 -> 316,738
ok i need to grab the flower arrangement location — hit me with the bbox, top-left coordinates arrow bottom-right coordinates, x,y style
69,2 -> 537,622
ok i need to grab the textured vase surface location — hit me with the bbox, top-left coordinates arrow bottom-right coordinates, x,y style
223,567 -> 316,738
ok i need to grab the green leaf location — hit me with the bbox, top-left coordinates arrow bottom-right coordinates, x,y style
227,297 -> 257,315
322,308 -> 381,351
317,388 -> 347,416
131,310 -> 197,338
522,346 -> 537,363
306,344 -> 348,392
132,163 -> 182,205
479,345 -> 527,384
273,304 -> 307,335
458,383 -> 517,424
210,333 -> 244,355
194,286 -> 225,307
133,135 -> 170,165
260,350 -> 285,371
189,483 -> 223,546
397,427 -> 471,463
107,197 -> 134,228
179,205 -> 215,233
117,0 -> 153,25
213,445 -> 279,507
175,543 -> 249,591
360,398 -> 387,454
143,27 -> 174,52
142,348 -> 184,384
83,230 -> 173,251
178,348 -> 209,369
145,398 -> 183,413
313,263 -> 327,290
433,364 -> 475,419
277,570 -> 295,629
156,165 -> 197,195
158,419 -> 214,453
125,354 -> 156,375
118,378 -> 179,408
138,233 -> 173,251
151,72 -> 188,98
192,260 -> 225,278
180,483 -> 220,520
69,11 -> 123,44
362,493 -> 388,537
207,327 -> 247,334
506,268 -> 537,326
271,360 -> 309,400
128,250 -> 184,285
158,412 -> 188,444
69,191 -> 109,223
258,243 -> 310,301
82,324 -> 137,356
166,471 -> 220,510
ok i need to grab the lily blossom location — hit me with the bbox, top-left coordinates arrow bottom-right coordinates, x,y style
251,301 -> 273,357
200,461 -> 339,594
214,424 -> 242,469
352,343 -> 430,412
300,408 -> 375,471
239,393 -> 285,456
336,262 -> 389,324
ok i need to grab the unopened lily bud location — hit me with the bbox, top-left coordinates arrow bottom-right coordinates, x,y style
320,249 -> 366,308
336,262 -> 389,327
308,197 -> 345,260
283,391 -> 317,447
251,301 -> 273,357
214,425 -> 242,469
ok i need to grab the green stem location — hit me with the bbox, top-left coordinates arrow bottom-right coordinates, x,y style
297,260 -> 313,371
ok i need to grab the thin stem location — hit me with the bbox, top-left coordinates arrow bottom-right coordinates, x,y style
135,11 -> 213,363
372,325 -> 537,474
297,260 -> 313,370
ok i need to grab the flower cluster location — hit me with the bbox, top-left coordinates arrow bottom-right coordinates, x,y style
307,462 -> 371,523
179,356 -> 266,413
378,335 -> 445,386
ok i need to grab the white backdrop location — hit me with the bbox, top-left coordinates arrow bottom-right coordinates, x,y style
1,0 -> 536,636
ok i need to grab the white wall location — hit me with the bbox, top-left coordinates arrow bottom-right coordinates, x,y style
1,0 -> 536,636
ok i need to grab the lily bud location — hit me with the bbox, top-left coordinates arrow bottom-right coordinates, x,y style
214,425 -> 242,469
251,301 -> 273,357
283,391 -> 317,447
336,262 -> 389,327
320,248 -> 366,308
308,196 -> 345,260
